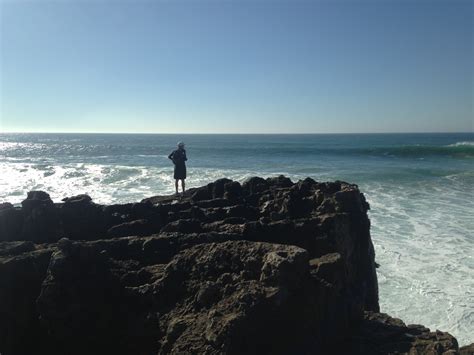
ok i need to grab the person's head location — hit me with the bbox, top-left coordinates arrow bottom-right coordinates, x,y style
177,142 -> 185,150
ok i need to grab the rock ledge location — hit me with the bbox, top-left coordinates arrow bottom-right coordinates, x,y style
0,176 -> 467,354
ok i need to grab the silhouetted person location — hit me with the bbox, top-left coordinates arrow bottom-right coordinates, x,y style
168,142 -> 187,194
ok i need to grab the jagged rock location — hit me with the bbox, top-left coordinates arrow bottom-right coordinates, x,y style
0,176 -> 466,355
191,186 -> 212,202
154,241 -> 323,354
208,178 -> 233,199
242,176 -> 269,195
460,343 -> 474,355
0,243 -> 54,354
0,204 -> 23,242
61,194 -> 92,204
0,241 -> 35,256
191,179 -> 239,202
337,311 -> 460,354
107,219 -> 154,237
223,181 -> 243,200
20,190 -> 59,243
266,175 -> 294,188
58,194 -> 106,240
161,218 -> 203,233
0,202 -> 14,211
36,241 -> 159,354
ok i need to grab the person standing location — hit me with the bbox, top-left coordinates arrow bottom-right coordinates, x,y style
168,142 -> 187,194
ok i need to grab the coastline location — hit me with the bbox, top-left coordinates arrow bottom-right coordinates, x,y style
1,132 -> 473,346
1,176 -> 471,354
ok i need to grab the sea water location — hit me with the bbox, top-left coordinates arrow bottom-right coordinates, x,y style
1,132 -> 473,345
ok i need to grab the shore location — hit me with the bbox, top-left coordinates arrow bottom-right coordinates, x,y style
0,176 -> 472,354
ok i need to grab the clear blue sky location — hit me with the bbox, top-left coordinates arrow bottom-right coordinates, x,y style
0,0 -> 472,133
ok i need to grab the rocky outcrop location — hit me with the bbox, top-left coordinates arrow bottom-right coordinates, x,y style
332,311 -> 460,354
0,241 -> 55,354
0,176 -> 465,354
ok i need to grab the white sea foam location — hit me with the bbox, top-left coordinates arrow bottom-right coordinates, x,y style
0,162 -> 281,204
447,141 -> 474,147
364,179 -> 474,346
0,158 -> 473,345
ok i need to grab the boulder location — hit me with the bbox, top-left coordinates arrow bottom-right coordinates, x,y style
58,194 -> 106,240
242,176 -> 269,195
223,181 -> 243,200
36,241 -> 159,354
21,191 -> 59,243
107,219 -> 155,238
0,244 -> 54,354
154,241 -> 324,354
0,204 -> 23,241
266,175 -> 294,188
160,218 -> 203,234
337,311 -> 460,354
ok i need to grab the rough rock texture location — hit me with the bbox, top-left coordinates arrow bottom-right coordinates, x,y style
0,241 -> 54,354
338,312 -> 460,355
0,176 -> 465,354
460,343 -> 474,355
155,241 -> 319,354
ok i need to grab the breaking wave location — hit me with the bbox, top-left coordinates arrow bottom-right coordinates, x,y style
355,142 -> 474,158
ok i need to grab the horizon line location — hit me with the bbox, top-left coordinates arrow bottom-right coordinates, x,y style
1,131 -> 473,135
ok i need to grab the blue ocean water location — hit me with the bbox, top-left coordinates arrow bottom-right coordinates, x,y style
1,132 -> 473,345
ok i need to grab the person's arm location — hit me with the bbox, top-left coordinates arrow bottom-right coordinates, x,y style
184,150 -> 188,161
168,151 -> 175,163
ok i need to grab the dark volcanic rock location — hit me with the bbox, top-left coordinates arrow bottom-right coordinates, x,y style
107,218 -> 154,237
0,204 -> 23,242
36,240 -> 159,355
58,194 -> 106,240
155,241 -> 321,354
0,176 -> 465,355
460,343 -> 474,355
338,311 -> 460,355
20,191 -> 60,243
0,242 -> 54,354
242,176 -> 269,195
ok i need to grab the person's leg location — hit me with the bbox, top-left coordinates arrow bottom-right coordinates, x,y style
182,179 -> 185,193
175,179 -> 179,194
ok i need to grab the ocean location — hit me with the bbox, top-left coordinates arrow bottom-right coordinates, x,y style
1,132 -> 473,345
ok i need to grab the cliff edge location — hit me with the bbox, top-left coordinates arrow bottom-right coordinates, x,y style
0,176 -> 470,354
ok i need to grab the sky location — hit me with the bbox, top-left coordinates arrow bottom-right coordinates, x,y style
0,0 -> 472,134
